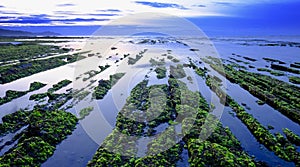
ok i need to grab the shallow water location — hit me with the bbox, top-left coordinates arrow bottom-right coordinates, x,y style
226,81 -> 300,136
213,38 -> 300,85
0,125 -> 28,156
194,75 -> 294,166
42,124 -> 98,167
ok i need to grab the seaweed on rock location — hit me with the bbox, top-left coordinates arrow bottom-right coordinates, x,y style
0,81 -> 46,105
205,56 -> 300,125
283,128 -> 300,146
169,64 -> 186,79
203,73 -> 300,165
154,66 -> 167,79
29,79 -> 72,101
92,73 -> 125,99
270,64 -> 300,74
0,110 -> 78,166
79,106 -> 94,120
128,49 -> 147,65
289,76 -> 300,84
0,54 -> 84,84
88,77 -> 257,166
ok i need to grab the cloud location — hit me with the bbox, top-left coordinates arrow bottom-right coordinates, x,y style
53,11 -> 119,17
30,14 -> 50,18
88,13 -> 119,17
214,2 -> 235,6
193,4 -> 207,8
134,1 -> 188,10
54,11 -> 76,15
96,9 -> 121,12
0,11 -> 24,15
0,16 -> 52,24
2,0 -> 274,26
0,16 -> 109,24
0,5 -> 4,8
54,18 -> 109,22
56,3 -> 75,7
0,16 -> 15,19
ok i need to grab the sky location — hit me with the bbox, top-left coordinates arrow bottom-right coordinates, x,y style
0,0 -> 300,36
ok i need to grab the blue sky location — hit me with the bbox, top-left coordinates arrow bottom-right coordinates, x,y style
0,0 -> 299,36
